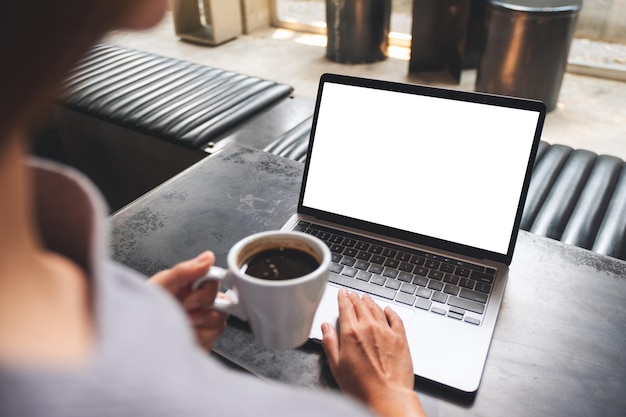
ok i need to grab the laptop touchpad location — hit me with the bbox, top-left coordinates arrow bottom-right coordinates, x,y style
309,284 -> 415,341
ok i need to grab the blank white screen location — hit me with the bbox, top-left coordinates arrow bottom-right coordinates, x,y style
302,82 -> 540,255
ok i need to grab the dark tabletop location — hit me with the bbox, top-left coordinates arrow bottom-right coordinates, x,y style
110,143 -> 626,417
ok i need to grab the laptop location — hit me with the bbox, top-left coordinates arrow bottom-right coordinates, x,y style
281,73 -> 546,393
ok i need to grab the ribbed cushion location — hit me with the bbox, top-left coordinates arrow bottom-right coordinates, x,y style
592,166 -> 626,259
263,116 -> 313,163
264,126 -> 626,261
524,144 -> 626,259
520,144 -> 572,230
60,43 -> 293,149
560,155 -> 622,249
529,149 -> 597,240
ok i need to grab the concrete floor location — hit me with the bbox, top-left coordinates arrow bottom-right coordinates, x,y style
106,11 -> 626,160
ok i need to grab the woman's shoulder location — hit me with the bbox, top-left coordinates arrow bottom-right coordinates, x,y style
97,261 -> 196,345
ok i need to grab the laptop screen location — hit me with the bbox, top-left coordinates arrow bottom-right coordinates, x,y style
301,75 -> 544,260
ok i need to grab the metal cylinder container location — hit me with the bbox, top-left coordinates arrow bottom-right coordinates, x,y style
326,0 -> 392,64
475,0 -> 582,111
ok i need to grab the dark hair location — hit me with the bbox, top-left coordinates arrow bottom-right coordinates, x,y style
0,1 -> 135,145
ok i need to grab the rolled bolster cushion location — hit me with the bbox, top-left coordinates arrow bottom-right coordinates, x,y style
524,143 -> 626,261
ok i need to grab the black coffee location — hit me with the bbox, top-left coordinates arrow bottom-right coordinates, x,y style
241,248 -> 319,280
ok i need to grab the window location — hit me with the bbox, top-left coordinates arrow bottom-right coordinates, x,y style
271,0 -> 412,47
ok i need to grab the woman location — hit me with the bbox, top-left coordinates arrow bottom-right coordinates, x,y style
0,1 -> 426,416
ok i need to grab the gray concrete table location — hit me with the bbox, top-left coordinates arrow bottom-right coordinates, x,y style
110,143 -> 626,417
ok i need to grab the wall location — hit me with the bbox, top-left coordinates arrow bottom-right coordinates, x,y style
577,0 -> 626,43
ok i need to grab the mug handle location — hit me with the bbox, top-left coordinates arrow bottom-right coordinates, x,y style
192,266 -> 247,320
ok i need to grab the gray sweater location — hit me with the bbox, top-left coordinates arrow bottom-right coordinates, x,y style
0,159 -> 371,417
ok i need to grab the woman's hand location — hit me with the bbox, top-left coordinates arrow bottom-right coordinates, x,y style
149,251 -> 228,351
321,288 -> 427,417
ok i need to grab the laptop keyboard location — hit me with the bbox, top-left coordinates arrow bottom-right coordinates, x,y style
293,221 -> 497,326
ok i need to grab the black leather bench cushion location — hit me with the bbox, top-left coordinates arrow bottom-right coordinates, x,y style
60,43 -> 294,149
524,142 -> 626,260
264,124 -> 626,261
263,115 -> 313,163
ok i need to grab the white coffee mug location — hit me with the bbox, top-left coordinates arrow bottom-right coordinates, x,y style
193,230 -> 331,350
